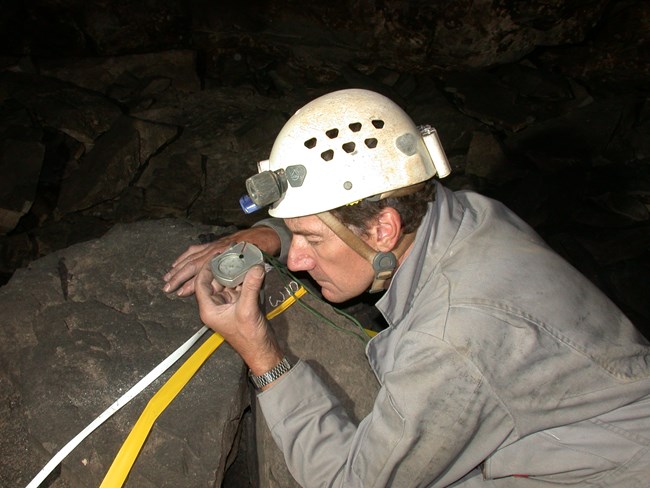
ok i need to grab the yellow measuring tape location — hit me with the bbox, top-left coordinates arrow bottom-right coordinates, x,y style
99,286 -> 308,487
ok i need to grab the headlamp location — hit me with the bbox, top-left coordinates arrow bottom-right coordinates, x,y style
240,169 -> 287,214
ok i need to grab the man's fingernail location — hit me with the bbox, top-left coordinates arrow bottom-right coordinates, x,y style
163,283 -> 171,292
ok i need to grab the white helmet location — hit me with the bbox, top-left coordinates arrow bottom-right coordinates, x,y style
242,88 -> 451,218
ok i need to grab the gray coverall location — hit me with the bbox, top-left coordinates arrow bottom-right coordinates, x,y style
257,183 -> 650,487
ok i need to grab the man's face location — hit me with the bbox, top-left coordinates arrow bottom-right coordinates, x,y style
284,215 -> 375,303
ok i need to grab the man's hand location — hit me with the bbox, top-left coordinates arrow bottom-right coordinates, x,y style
163,226 -> 281,296
194,262 -> 284,378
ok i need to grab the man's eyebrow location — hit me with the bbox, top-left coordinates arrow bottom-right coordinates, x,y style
286,221 -> 313,236
291,228 -> 319,237
287,225 -> 325,238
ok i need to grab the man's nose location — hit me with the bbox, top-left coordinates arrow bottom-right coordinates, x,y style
287,243 -> 315,272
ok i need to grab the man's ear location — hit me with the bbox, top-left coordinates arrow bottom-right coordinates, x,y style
372,207 -> 402,252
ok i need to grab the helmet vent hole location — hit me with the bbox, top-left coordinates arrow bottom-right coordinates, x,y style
321,149 -> 334,161
372,119 -> 385,129
326,128 -> 339,139
342,142 -> 356,153
349,122 -> 362,132
365,138 -> 378,148
304,137 -> 317,149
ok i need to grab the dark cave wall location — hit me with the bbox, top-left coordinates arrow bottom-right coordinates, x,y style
0,1 -> 645,76
0,0 -> 648,329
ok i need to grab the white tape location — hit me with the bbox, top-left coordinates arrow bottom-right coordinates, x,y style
25,326 -> 210,488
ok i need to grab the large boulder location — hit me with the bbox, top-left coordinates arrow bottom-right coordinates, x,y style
0,217 -> 385,488
0,219 -> 248,487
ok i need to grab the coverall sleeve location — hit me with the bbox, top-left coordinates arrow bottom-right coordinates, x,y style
258,330 -> 514,487
253,217 -> 292,263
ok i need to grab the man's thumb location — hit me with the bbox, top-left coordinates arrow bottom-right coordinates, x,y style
241,265 -> 265,295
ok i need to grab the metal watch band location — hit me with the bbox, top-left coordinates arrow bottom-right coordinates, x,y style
248,356 -> 292,389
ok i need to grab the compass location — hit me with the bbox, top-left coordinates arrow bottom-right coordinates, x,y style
210,242 -> 264,287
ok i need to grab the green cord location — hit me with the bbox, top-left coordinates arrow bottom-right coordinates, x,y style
262,252 -> 373,345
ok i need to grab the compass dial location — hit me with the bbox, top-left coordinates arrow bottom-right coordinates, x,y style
210,242 -> 264,287
216,253 -> 247,276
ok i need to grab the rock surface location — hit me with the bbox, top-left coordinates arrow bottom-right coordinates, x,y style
0,219 -> 248,487
0,218 -> 383,488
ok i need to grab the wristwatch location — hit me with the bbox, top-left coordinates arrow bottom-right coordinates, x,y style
249,356 -> 292,389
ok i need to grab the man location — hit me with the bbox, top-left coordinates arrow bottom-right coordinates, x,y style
164,89 -> 650,486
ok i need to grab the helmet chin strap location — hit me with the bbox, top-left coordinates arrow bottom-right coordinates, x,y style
317,211 -> 416,293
